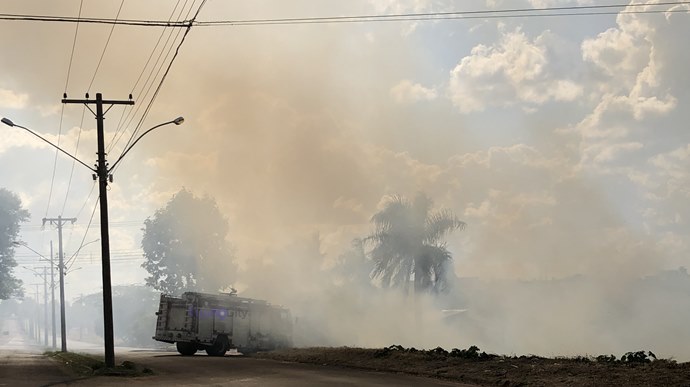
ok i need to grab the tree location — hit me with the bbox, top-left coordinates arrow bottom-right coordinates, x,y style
141,189 -> 235,295
333,238 -> 373,287
0,188 -> 29,299
366,193 -> 465,294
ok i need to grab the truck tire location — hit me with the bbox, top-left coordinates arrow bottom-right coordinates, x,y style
205,336 -> 228,357
176,341 -> 197,356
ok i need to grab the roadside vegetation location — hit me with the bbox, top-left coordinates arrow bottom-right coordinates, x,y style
252,345 -> 690,386
46,351 -> 153,377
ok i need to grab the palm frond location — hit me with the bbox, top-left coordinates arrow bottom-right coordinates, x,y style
425,209 -> 466,244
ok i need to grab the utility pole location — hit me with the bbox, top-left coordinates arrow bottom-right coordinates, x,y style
31,284 -> 40,342
42,266 -> 49,346
63,93 -> 134,368
43,216 -> 76,352
30,268 -> 50,346
50,241 -> 56,349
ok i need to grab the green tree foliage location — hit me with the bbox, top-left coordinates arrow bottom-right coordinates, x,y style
0,188 -> 29,299
141,189 -> 235,295
366,193 -> 465,293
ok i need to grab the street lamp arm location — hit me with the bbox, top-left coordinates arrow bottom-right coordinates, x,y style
108,117 -> 183,173
2,118 -> 95,172
13,241 -> 56,267
65,239 -> 100,266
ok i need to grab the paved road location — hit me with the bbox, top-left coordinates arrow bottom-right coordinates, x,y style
1,318 -> 475,386
0,318 -> 74,386
2,348 -> 475,387
84,350 -> 477,386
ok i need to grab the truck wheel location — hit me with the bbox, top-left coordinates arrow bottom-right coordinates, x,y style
205,336 -> 228,357
176,341 -> 197,356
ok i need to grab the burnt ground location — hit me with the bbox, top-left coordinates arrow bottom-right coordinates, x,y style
251,346 -> 690,387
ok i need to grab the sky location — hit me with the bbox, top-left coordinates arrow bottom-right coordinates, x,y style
2,0 -> 690,354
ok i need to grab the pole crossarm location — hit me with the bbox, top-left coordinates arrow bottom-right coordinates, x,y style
61,98 -> 134,106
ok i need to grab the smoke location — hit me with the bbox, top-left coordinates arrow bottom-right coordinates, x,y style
2,0 -> 689,360
124,1 -> 690,360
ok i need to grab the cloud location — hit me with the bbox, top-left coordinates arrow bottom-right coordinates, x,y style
0,88 -> 28,109
449,28 -> 582,113
390,80 -> 438,103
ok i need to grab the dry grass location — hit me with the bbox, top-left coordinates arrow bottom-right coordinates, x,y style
46,351 -> 154,377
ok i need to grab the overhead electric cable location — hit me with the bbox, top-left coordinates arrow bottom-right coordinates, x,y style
114,0 -> 207,170
61,107 -> 87,216
63,0 -> 125,224
45,1 -> 87,221
108,0 -> 188,154
0,14 -> 189,27
59,0 -> 85,217
198,8 -> 690,26
87,0 -> 126,92
63,0 -> 84,93
2,1 -> 688,28
129,0 -> 185,95
118,0 -> 197,152
66,196 -> 99,270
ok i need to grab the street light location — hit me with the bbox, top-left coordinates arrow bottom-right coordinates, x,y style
108,117 -> 184,171
3,110 -> 184,367
1,118 -> 94,172
13,241 -> 54,266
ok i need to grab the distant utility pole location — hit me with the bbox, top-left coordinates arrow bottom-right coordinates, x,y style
43,216 -> 76,352
31,284 -> 40,341
30,267 -> 50,346
63,93 -> 134,368
50,241 -> 56,349
42,266 -> 48,346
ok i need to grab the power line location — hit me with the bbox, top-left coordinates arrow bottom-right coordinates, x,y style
119,0 -> 198,149
66,196 -> 99,270
87,0 -> 125,92
108,0 -> 189,154
63,0 -> 83,94
0,13 -> 189,27
60,106 -> 88,216
215,9 -> 689,26
194,1 -> 690,26
53,0 -> 83,229
2,2 -> 688,28
23,220 -> 144,231
64,181 -> 98,247
114,0 -> 207,171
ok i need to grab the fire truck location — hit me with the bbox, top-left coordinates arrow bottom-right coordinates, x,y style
153,291 -> 292,356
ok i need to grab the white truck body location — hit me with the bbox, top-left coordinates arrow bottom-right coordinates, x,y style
153,292 -> 292,355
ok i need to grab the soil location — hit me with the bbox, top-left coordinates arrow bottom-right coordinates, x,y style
252,346 -> 690,386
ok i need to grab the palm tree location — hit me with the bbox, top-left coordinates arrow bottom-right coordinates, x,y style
366,193 -> 465,293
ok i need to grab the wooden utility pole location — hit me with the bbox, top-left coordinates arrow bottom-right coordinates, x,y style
62,93 -> 134,368
42,266 -> 48,346
43,216 -> 76,352
50,241 -> 56,349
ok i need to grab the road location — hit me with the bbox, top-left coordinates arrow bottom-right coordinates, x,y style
1,318 -> 475,387
0,318 -> 74,386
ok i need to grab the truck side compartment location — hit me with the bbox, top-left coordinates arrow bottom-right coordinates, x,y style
153,291 -> 292,356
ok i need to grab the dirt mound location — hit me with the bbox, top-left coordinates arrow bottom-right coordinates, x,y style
253,346 -> 690,386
